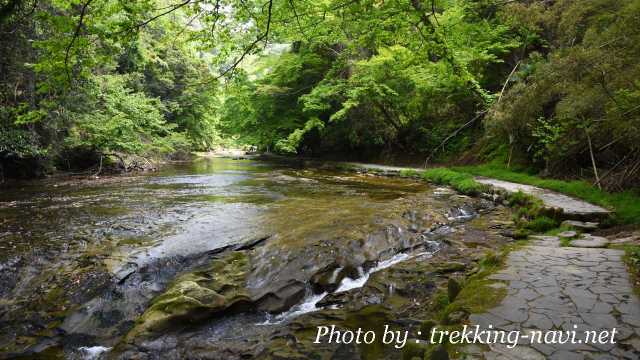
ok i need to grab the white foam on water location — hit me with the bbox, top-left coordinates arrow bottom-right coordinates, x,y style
335,252 -> 409,293
328,266 -> 343,283
78,346 -> 111,360
258,291 -> 328,325
257,242 -> 440,325
447,207 -> 475,221
334,270 -> 369,293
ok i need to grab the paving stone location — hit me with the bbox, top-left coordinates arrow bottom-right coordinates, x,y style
615,302 -> 640,317
489,305 -> 528,323
529,341 -> 555,356
570,236 -> 609,248
522,312 -> 553,330
469,313 -> 510,328
589,302 -> 613,314
621,314 -> 640,327
463,226 -> 640,359
580,313 -> 618,329
487,343 -> 545,360
614,326 -> 636,341
549,350 -> 584,360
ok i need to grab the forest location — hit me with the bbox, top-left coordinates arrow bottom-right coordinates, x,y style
1,0 -> 639,191
3,1 -> 640,359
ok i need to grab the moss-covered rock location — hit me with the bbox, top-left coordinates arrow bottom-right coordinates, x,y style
447,278 -> 461,302
434,262 -> 466,274
127,251 -> 252,338
402,340 -> 429,360
419,319 -> 437,338
424,344 -> 449,360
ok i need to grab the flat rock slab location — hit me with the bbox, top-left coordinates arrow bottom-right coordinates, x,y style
570,235 -> 610,248
562,220 -> 600,231
611,235 -> 640,245
558,231 -> 578,239
469,245 -> 640,359
475,178 -> 611,221
345,162 -> 422,174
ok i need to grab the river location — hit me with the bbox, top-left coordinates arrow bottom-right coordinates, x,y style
0,157 -> 513,359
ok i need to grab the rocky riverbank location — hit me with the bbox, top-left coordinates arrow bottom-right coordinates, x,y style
7,157 -> 634,360
0,158 -> 519,359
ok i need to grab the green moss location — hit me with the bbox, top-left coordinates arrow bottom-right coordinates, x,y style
431,291 -> 450,311
421,168 -> 488,196
478,251 -> 501,267
128,251 -> 252,338
430,250 -> 508,335
399,169 -> 420,178
523,216 -> 559,232
620,244 -> 640,296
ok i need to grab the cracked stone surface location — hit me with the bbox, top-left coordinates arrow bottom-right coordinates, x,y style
468,236 -> 640,359
570,235 -> 610,248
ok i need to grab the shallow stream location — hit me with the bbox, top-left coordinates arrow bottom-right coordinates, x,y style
0,157 -> 511,359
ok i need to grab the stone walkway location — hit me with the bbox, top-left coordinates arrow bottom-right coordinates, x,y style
468,235 -> 640,359
343,162 -> 611,220
474,178 -> 611,220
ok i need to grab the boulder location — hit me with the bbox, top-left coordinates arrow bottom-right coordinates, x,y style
402,340 -> 429,360
561,220 -> 599,231
256,279 -> 306,313
419,320 -> 437,337
127,251 -> 252,338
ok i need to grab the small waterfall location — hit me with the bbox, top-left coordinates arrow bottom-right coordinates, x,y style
259,240 -> 440,324
78,346 -> 111,360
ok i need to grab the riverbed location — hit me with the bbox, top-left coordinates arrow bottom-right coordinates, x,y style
0,157 -> 514,359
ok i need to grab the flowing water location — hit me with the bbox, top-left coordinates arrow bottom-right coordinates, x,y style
0,157 -> 507,359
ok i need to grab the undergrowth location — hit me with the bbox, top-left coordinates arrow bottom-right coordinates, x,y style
421,168 -> 488,196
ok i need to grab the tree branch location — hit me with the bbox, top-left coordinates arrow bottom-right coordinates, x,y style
64,0 -> 94,84
216,0 -> 273,79
496,61 -> 520,104
424,110 -> 487,167
114,0 -> 193,36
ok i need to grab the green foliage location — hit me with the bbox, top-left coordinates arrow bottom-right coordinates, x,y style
216,0 -> 523,158
624,245 -> 640,273
398,169 -> 420,178
523,216 -> 558,233
1,0 -> 223,177
421,168 -> 488,195
486,0 -> 640,185
65,75 -> 188,155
